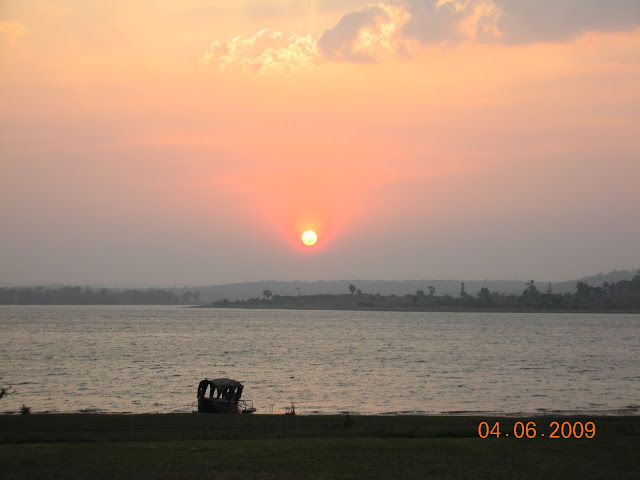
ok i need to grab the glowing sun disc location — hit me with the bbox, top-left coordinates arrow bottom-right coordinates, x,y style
301,230 -> 318,246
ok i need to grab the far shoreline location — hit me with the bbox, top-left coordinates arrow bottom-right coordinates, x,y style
193,304 -> 640,314
191,299 -> 640,314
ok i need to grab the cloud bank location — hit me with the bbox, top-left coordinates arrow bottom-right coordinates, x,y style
494,0 -> 640,44
202,0 -> 640,71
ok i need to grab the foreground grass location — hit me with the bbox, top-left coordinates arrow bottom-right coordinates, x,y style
1,414 -> 638,479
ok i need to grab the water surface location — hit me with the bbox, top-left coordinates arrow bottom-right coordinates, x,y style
1,306 -> 638,415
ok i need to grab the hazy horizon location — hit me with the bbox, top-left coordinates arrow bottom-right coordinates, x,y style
2,267 -> 638,291
2,1 -> 639,287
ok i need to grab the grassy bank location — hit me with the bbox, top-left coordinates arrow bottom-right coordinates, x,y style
1,414 -> 639,479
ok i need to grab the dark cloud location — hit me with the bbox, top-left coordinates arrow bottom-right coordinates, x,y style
401,1 -> 498,45
321,0 -> 640,62
496,0 -> 640,44
402,0 -> 640,46
318,5 -> 389,62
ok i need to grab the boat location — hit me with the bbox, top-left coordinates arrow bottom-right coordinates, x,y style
197,378 -> 256,414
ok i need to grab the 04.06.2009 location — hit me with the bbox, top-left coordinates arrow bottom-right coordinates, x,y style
478,421 -> 596,439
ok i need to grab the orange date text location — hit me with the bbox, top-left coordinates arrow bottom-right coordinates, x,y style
478,421 -> 596,439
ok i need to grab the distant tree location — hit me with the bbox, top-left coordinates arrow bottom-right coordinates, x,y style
478,287 -> 491,303
182,291 -> 194,304
428,286 -> 435,297
349,284 -> 356,295
575,281 -> 592,298
356,288 -> 362,295
263,289 -> 273,300
460,282 -> 471,298
606,274 -> 640,298
522,280 -> 540,298
416,289 -> 425,298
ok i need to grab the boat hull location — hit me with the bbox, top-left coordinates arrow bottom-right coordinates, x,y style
198,397 -> 241,413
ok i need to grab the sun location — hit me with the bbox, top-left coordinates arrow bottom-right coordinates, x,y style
301,230 -> 318,246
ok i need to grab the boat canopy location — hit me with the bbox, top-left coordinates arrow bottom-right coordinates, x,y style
197,378 -> 244,402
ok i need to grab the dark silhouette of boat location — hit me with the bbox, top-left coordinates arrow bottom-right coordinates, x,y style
197,378 -> 256,414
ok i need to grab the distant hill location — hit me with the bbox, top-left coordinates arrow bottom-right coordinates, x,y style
171,269 -> 639,303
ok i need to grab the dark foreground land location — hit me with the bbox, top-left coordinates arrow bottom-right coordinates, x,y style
1,414 -> 639,479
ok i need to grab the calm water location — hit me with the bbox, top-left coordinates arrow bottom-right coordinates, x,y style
1,305 -> 638,415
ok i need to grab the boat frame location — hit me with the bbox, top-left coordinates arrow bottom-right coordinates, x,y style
197,378 -> 256,414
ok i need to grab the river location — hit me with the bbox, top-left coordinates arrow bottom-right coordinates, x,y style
1,305 -> 638,415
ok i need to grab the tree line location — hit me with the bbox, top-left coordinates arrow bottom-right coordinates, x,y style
212,274 -> 640,311
0,286 -> 201,305
370,274 -> 640,311
4,274 -> 640,310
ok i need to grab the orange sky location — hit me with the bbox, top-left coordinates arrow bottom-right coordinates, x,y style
1,1 -> 639,285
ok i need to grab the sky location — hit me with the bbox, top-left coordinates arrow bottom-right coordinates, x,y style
1,0 -> 639,287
